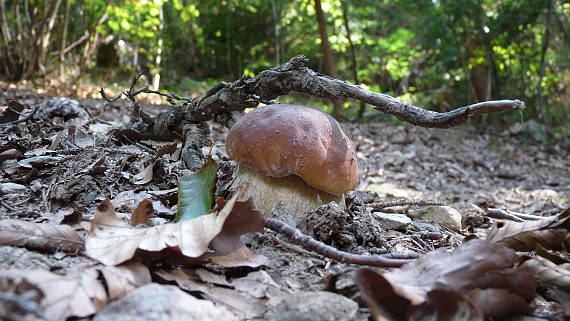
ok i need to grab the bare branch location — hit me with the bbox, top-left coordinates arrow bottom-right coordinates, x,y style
187,55 -> 525,128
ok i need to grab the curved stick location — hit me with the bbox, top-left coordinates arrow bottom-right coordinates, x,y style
265,218 -> 413,268
188,55 -> 525,128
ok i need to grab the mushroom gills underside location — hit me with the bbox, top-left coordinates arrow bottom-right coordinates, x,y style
232,166 -> 343,218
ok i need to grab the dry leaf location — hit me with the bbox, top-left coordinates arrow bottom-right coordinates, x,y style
133,161 -> 155,185
354,239 -> 536,321
96,260 -> 152,300
0,219 -> 85,252
4,268 -> 107,320
0,273 -> 48,321
487,213 -> 569,251
206,246 -> 269,268
93,283 -> 238,321
1,260 -> 150,321
155,142 -> 178,158
86,193 -> 265,266
129,199 -> 153,226
208,197 -> 266,254
59,209 -> 83,225
156,269 -> 269,318
522,256 -> 570,291
0,148 -> 22,162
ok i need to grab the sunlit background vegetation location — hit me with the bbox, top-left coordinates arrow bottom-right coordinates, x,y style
0,0 -> 568,141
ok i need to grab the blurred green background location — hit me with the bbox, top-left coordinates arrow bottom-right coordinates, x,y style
0,0 -> 568,141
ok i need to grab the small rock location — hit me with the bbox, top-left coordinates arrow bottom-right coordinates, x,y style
408,206 -> 462,231
0,182 -> 27,193
94,283 -> 237,321
365,182 -> 419,199
374,213 -> 411,230
270,291 -> 358,321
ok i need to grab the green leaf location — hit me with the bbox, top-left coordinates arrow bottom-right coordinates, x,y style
175,157 -> 218,222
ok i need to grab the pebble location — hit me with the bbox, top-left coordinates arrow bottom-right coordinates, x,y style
408,206 -> 463,231
374,212 -> 412,230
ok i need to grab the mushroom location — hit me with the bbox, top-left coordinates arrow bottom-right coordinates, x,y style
225,104 -> 358,218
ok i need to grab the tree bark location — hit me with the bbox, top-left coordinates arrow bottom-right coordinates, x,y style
59,0 -> 70,78
271,0 -> 281,66
341,2 -> 366,119
39,0 -> 62,67
153,4 -> 164,90
537,0 -> 552,131
314,0 -> 343,117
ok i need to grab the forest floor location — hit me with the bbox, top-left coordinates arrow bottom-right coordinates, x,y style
1,87 -> 569,321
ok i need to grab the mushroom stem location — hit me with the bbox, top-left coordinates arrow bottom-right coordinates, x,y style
233,166 -> 343,218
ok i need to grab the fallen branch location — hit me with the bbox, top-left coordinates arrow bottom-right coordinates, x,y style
369,199 -> 444,211
185,55 -> 525,128
265,218 -> 414,267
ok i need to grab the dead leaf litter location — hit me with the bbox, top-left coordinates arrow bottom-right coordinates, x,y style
1,89 -> 569,320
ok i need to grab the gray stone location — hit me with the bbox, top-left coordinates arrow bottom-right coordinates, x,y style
408,206 -> 463,231
374,213 -> 411,230
270,291 -> 358,321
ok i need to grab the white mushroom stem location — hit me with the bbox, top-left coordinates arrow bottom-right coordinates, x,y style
232,166 -> 343,218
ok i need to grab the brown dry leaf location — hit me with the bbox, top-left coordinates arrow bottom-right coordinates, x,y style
4,268 -> 107,320
129,199 -> 153,226
522,255 -> 570,292
155,142 -> 179,158
0,148 -> 22,162
59,209 -> 83,225
208,196 -> 265,252
0,219 -> 85,252
487,212 -> 570,251
92,283 -> 238,321
157,269 -> 278,319
1,260 -> 150,321
0,272 -> 49,321
86,193 -> 265,266
97,260 -> 152,300
230,270 -> 289,307
206,246 -> 269,268
133,161 -> 155,185
354,239 -> 536,321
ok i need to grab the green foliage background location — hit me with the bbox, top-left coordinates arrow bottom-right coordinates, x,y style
0,0 -> 568,139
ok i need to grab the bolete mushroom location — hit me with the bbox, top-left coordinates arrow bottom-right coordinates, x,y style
225,104 -> 358,218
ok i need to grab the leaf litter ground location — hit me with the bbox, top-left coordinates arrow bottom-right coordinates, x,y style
1,89 -> 569,321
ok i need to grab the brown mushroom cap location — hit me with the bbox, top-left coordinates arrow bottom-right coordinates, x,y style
226,104 -> 358,195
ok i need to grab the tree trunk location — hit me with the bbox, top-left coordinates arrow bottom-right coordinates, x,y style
341,2 -> 366,119
271,0 -> 281,66
537,0 -> 552,131
39,0 -> 62,68
314,0 -> 343,117
153,4 -> 164,91
59,0 -> 70,78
